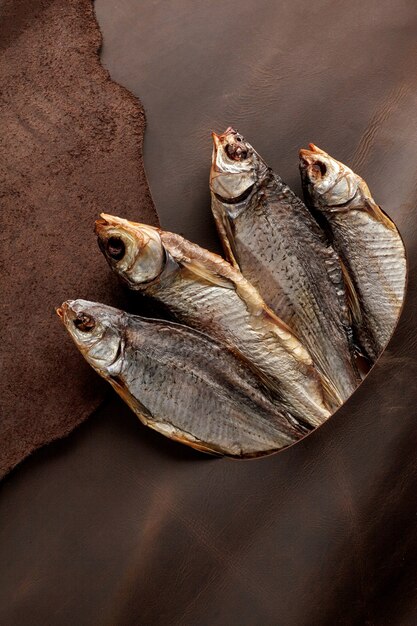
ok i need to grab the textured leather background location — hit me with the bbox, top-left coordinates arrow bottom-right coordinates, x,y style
1,0 -> 417,624
0,0 -> 157,476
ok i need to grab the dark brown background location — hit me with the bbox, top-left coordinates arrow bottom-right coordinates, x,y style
0,0 -> 157,476
1,0 -> 417,624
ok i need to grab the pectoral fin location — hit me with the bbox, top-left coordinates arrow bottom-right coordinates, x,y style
109,375 -> 153,426
180,258 -> 235,290
340,259 -> 362,327
211,195 -> 241,269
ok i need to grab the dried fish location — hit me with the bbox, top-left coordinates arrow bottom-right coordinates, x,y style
210,128 -> 360,408
299,144 -> 407,362
57,299 -> 309,456
95,214 -> 330,427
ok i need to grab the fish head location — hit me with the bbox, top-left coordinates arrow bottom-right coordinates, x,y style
210,127 -> 267,207
56,299 -> 124,375
299,144 -> 360,208
95,214 -> 165,288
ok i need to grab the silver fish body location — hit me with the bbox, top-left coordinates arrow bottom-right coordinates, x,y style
95,214 -> 330,427
299,144 -> 407,362
57,299 -> 308,456
210,129 -> 360,408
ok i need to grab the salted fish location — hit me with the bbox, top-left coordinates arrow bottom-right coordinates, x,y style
299,144 -> 406,362
210,128 -> 360,408
95,214 -> 330,427
57,299 -> 309,456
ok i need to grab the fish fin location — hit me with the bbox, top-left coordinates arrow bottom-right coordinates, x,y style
180,258 -> 235,290
109,376 -> 153,426
160,230 -> 236,290
263,308 -> 314,366
263,307 -> 304,342
245,362 -> 285,397
349,180 -> 396,231
363,196 -> 397,231
147,420 -> 225,456
319,375 -> 344,411
178,439 -> 224,456
110,377 -> 225,455
339,259 -> 362,327
219,215 -> 240,270
211,194 -> 241,269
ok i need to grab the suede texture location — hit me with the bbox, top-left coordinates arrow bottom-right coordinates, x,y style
0,0 -> 157,476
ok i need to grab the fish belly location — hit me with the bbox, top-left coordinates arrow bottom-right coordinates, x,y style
147,274 -> 330,425
230,188 -> 360,406
118,321 -> 302,455
330,211 -> 406,361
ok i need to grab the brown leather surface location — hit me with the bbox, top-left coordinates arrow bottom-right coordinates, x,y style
1,0 -> 417,624
0,0 -> 157,476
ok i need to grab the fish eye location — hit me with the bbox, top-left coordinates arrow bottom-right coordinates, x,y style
73,313 -> 96,332
106,236 -> 126,261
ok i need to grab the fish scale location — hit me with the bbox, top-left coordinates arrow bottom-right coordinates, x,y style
211,147 -> 360,409
299,144 -> 406,364
235,184 -> 355,396
95,215 -> 331,427
328,210 -> 405,359
121,318 -> 304,452
59,300 -> 306,456
144,242 -> 330,426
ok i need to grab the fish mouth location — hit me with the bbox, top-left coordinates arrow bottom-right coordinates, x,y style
212,126 -> 238,142
299,145 -> 318,166
212,127 -> 250,163
94,217 -> 109,236
56,300 -> 80,326
299,148 -> 314,164
218,126 -> 239,143
299,144 -> 326,162
56,301 -> 71,322
221,127 -> 250,161
95,213 -> 130,236
299,145 -> 328,181
95,213 -> 156,242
